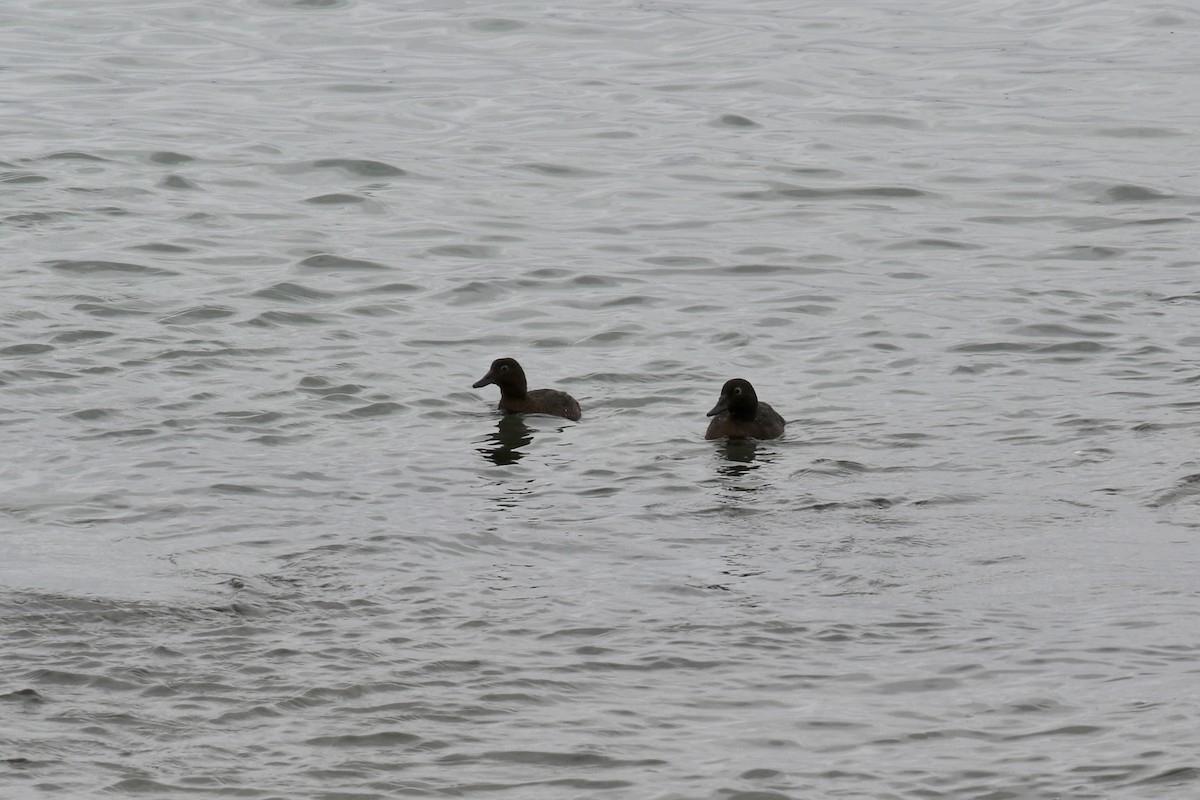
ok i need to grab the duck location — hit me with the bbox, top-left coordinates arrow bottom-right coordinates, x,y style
705,378 -> 785,440
473,357 -> 582,421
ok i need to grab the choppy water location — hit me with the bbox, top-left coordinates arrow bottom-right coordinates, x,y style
3,0 -> 1200,797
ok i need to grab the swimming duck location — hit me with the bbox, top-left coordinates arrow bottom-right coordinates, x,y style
705,378 -> 785,440
473,357 -> 581,421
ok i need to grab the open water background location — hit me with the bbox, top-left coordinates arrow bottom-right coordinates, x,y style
2,0 -> 1200,797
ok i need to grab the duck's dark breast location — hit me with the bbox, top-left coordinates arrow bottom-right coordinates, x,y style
503,388 -> 582,421
705,401 -> 784,440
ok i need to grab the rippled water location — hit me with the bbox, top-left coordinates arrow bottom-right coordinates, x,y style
3,0 -> 1200,797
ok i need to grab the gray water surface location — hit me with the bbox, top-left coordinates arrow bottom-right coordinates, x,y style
2,1 -> 1199,798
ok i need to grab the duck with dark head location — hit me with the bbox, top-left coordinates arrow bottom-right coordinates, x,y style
473,357 -> 582,422
705,378 -> 785,440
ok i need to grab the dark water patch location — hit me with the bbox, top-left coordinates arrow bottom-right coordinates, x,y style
778,303 -> 834,315
1034,341 -> 1109,354
1004,725 -> 1106,740
950,342 -> 1037,353
732,183 -> 928,201
1073,313 -> 1122,325
68,408 -> 117,420
0,368 -> 76,384
570,273 -> 622,287
590,129 -> 637,139
153,345 -> 283,361
1125,216 -> 1193,227
308,158 -> 406,177
580,328 -> 644,345
468,17 -> 525,32
712,113 -> 761,128
0,171 -> 48,184
432,280 -> 505,305
41,151 -> 109,162
1147,473 -> 1200,507
1101,184 -> 1175,202
212,704 -> 283,725
883,434 -> 936,448
370,282 -> 423,294
159,174 -> 198,190
1010,323 -> 1117,338
951,361 -> 1010,374
727,263 -> 808,275
306,730 -> 423,747
217,410 -> 285,425
244,310 -> 336,327
1044,245 -> 1124,261
348,302 -> 406,317
1096,126 -> 1184,138
525,267 -> 571,279
304,192 -> 366,204
798,460 -> 867,477
4,210 -> 79,227
0,343 -> 54,357
251,281 -> 338,302
833,113 -> 925,129
26,669 -> 140,691
46,259 -> 176,277
210,483 -> 265,495
0,688 -> 46,704
104,778 -> 212,794
563,293 -> 657,310
519,162 -> 607,178
800,496 -> 904,512
1129,767 -> 1200,787
540,778 -> 635,789
334,401 -> 404,418
910,494 -> 984,508
1054,415 -> 1121,434
298,376 -> 365,396
883,238 -> 982,251
282,0 -> 351,9
127,242 -> 193,253
642,255 -> 715,268
75,427 -> 159,440
425,244 -> 502,259
878,676 -> 960,695
324,83 -> 396,95
146,151 -> 194,165
160,306 -> 238,324
459,750 -> 667,768
298,253 -> 389,271
969,213 -> 1070,227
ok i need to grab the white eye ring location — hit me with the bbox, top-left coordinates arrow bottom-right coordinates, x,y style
500,365 -> 509,372
733,387 -> 742,395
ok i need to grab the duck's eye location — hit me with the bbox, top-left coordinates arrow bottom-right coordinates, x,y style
500,364 -> 509,372
733,387 -> 742,395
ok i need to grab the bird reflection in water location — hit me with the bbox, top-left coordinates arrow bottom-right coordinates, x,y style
715,438 -> 775,485
478,416 -> 534,466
